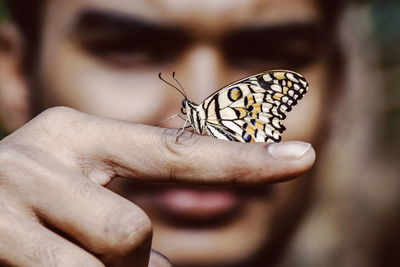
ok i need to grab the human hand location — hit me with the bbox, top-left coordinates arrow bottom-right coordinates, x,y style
0,107 -> 315,267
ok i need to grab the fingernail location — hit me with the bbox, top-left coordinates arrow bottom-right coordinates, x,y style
151,249 -> 172,265
268,141 -> 311,160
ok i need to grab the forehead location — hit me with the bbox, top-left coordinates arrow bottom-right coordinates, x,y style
45,0 -> 319,32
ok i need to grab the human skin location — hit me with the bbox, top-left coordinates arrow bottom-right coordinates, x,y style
0,0 -> 328,266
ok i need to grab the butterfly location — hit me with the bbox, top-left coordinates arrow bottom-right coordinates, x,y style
159,70 -> 309,143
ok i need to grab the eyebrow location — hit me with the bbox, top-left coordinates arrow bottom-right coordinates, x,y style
70,8 -> 192,64
226,21 -> 322,42
72,9 -> 321,39
71,9 -> 186,40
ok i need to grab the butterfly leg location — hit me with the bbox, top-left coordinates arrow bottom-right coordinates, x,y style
175,119 -> 190,143
178,114 -> 186,121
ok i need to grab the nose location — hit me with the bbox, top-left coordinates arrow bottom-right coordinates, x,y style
176,44 -> 226,103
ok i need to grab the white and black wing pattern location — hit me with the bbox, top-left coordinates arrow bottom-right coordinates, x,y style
195,70 -> 309,143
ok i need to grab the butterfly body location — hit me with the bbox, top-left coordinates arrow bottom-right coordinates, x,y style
182,99 -> 205,134
181,70 -> 309,143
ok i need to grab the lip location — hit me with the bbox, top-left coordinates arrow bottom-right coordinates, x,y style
115,180 -> 274,226
155,187 -> 239,219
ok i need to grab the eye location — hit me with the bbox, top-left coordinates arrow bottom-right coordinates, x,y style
181,100 -> 187,107
77,27 -> 191,68
220,24 -> 323,70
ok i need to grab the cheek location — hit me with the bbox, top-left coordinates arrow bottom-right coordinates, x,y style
282,63 -> 328,142
38,42 -> 180,123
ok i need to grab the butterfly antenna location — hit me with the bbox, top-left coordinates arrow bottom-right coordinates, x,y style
172,72 -> 188,99
159,73 -> 187,99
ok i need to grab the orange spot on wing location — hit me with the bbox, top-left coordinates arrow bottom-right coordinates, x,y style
273,72 -> 286,80
273,93 -> 284,100
255,121 -> 265,130
246,95 -> 255,105
252,103 -> 262,114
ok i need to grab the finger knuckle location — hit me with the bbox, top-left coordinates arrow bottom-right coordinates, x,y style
159,128 -> 204,178
20,107 -> 89,149
101,206 -> 152,255
160,128 -> 199,155
32,106 -> 79,130
40,106 -> 78,119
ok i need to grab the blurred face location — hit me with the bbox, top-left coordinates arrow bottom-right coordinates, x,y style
32,0 -> 330,266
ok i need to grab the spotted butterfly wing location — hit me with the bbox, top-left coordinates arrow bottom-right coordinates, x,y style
182,70 -> 309,143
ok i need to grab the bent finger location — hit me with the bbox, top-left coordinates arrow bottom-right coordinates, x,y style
0,206 -> 104,267
27,169 -> 152,267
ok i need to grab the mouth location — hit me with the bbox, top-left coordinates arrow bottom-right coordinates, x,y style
154,186 -> 242,227
112,180 -> 274,227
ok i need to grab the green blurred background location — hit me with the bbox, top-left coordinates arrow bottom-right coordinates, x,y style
0,0 -> 6,20
370,1 -> 400,150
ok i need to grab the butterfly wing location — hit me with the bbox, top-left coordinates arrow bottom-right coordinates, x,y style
204,122 -> 243,142
200,70 -> 309,143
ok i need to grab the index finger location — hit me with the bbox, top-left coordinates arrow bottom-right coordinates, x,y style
28,107 -> 316,185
